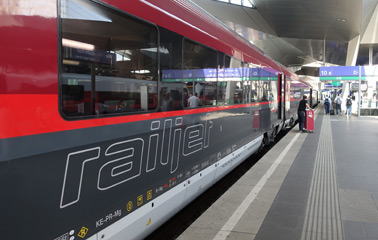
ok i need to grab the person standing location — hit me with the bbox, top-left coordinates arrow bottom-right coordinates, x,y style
298,95 -> 311,133
345,95 -> 352,117
334,94 -> 342,115
188,92 -> 200,108
195,83 -> 203,97
323,95 -> 331,114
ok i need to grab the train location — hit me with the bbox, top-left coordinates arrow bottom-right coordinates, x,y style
0,0 -> 318,240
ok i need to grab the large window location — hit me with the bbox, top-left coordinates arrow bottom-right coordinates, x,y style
183,39 -> 218,107
60,0 -> 158,117
159,27 -> 184,111
59,0 -> 276,118
218,55 -> 244,105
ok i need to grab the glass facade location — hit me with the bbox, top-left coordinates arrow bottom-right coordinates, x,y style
212,0 -> 256,8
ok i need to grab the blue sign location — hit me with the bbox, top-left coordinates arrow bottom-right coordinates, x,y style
70,48 -> 115,65
162,68 -> 278,81
319,66 -> 362,77
324,83 -> 343,88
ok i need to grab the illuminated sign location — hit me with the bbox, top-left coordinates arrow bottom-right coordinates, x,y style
319,66 -> 378,81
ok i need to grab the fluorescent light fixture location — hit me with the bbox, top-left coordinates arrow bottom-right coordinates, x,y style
131,70 -> 150,74
141,47 -> 169,54
116,53 -> 130,61
63,59 -> 80,65
62,38 -> 95,51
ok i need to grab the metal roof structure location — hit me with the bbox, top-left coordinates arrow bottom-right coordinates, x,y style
192,0 -> 378,80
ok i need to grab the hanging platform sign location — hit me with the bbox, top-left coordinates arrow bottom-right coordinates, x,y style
319,66 -> 361,80
319,66 -> 378,81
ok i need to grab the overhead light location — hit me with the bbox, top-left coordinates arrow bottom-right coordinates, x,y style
336,18 -> 347,22
141,47 -> 169,54
63,59 -> 80,65
131,70 -> 150,74
62,38 -> 95,51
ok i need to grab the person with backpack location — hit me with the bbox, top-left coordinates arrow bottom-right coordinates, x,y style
334,94 -> 342,115
323,95 -> 331,114
345,95 -> 352,116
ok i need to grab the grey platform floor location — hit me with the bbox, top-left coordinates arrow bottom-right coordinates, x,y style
177,107 -> 378,240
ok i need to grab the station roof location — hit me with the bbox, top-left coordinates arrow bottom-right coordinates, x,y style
192,0 -> 378,77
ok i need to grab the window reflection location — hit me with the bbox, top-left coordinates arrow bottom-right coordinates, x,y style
183,39 -> 217,108
218,56 -> 244,105
0,0 -> 56,17
60,0 -> 158,117
159,27 -> 184,111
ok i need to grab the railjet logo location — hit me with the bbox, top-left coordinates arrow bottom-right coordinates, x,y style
60,114 -> 213,208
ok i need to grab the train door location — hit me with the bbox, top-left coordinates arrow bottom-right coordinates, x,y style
278,73 -> 285,121
309,88 -> 313,107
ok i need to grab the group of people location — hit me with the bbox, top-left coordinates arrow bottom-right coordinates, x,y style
159,90 -> 201,112
298,93 -> 354,133
323,94 -> 352,116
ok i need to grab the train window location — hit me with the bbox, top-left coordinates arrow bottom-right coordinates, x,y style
291,83 -> 304,99
60,0 -> 158,117
242,63 -> 251,104
255,68 -> 274,103
269,75 -> 279,110
159,27 -> 184,111
218,55 -> 243,105
183,39 -> 217,107
248,67 -> 259,103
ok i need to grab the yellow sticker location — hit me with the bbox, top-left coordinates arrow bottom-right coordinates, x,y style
147,190 -> 152,201
78,227 -> 88,238
146,218 -> 152,226
137,195 -> 143,206
127,201 -> 133,212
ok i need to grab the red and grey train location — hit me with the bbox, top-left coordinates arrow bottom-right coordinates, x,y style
0,0 -> 318,239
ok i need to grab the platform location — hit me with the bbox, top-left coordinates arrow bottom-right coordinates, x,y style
177,107 -> 378,240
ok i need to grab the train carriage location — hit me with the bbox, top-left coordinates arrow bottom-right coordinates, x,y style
0,1 -> 313,239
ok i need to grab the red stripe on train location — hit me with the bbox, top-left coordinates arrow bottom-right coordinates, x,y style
0,94 -> 271,139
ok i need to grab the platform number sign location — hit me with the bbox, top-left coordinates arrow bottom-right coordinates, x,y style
320,70 -> 333,76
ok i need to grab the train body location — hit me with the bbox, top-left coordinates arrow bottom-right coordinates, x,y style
0,1 -> 316,239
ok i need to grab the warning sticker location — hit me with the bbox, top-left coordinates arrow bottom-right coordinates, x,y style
127,201 -> 133,212
137,195 -> 143,207
77,227 -> 88,238
147,190 -> 152,201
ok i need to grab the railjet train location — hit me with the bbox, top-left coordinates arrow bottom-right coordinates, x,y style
0,0 -> 318,239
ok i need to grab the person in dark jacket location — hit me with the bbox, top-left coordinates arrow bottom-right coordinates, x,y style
298,95 -> 311,133
345,95 -> 352,116
323,95 -> 331,114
